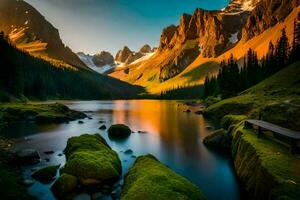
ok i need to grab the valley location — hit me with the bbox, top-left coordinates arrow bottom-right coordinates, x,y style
0,0 -> 300,200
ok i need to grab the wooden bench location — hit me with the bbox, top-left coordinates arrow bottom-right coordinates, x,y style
244,119 -> 300,154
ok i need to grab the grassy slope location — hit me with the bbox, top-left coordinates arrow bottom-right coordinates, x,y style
205,61 -> 300,129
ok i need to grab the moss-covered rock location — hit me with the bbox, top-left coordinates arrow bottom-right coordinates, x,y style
108,124 -> 131,139
51,173 -> 78,198
61,134 -> 121,186
203,129 -> 230,151
31,165 -> 60,183
121,155 -> 206,200
220,115 -> 247,129
0,103 -> 86,125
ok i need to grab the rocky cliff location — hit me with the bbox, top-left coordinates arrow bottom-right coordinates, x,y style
115,44 -> 154,64
92,51 -> 115,67
0,0 -> 87,70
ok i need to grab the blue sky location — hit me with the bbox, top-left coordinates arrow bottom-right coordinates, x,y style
25,0 -> 228,55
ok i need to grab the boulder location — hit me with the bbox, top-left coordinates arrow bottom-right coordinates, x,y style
15,149 -> 40,165
108,124 -> 131,139
124,149 -> 133,154
203,129 -> 231,151
99,125 -> 107,130
61,134 -> 121,186
51,173 -> 78,198
31,165 -> 60,183
121,155 -> 206,200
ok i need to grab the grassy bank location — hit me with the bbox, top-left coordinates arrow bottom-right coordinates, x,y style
0,102 -> 86,132
205,61 -> 300,130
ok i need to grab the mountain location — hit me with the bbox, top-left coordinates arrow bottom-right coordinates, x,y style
92,51 -> 115,67
0,34 -> 143,100
109,0 -> 300,94
115,44 -> 155,65
77,52 -> 116,74
0,0 -> 87,70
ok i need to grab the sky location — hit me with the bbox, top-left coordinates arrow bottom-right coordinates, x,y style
24,0 -> 229,55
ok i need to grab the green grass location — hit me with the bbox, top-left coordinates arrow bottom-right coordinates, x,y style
205,62 -> 300,130
231,125 -> 300,199
121,155 -> 206,200
181,62 -> 220,82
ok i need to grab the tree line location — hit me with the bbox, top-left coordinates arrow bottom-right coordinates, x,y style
0,32 -> 141,101
204,20 -> 300,98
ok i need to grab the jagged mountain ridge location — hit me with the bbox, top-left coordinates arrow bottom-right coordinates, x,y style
0,0 -> 87,70
109,0 -> 299,94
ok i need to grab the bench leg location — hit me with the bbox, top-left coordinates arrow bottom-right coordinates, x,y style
290,139 -> 297,154
257,127 -> 263,138
244,121 -> 253,129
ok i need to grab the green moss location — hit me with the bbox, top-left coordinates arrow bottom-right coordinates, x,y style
31,165 -> 60,183
231,124 -> 300,199
108,124 -> 131,139
51,173 -> 78,198
121,155 -> 206,200
0,102 -> 86,126
221,115 -> 247,129
61,134 -> 121,185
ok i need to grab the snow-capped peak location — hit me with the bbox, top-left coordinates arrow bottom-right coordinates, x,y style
222,0 -> 261,15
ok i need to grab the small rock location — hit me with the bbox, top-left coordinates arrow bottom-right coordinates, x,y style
44,150 -> 54,155
206,126 -> 213,130
124,149 -> 133,154
78,121 -> 84,124
99,125 -> 107,130
123,160 -> 127,162
184,109 -> 191,113
138,130 -> 147,134
131,155 -> 137,158
88,117 -> 93,120
58,153 -> 63,157
195,110 -> 203,115
45,158 -> 50,162
99,120 -> 106,123
23,179 -> 35,187
15,149 -> 40,165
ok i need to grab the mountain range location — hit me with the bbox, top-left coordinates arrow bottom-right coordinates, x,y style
109,0 -> 300,94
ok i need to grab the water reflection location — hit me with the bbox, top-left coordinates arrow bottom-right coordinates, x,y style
3,100 -> 241,200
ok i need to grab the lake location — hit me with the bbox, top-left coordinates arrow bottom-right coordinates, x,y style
3,100 -> 241,200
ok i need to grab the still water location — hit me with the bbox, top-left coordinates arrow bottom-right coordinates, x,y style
4,100 -> 241,200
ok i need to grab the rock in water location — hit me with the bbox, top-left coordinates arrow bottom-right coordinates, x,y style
121,155 -> 206,200
15,149 -> 40,165
59,134 -> 121,190
51,174 -> 78,198
108,124 -> 131,139
203,129 -> 231,151
99,125 -> 107,130
31,165 -> 60,183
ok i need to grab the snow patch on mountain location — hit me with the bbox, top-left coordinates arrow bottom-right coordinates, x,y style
77,53 -> 116,74
229,32 -> 239,43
